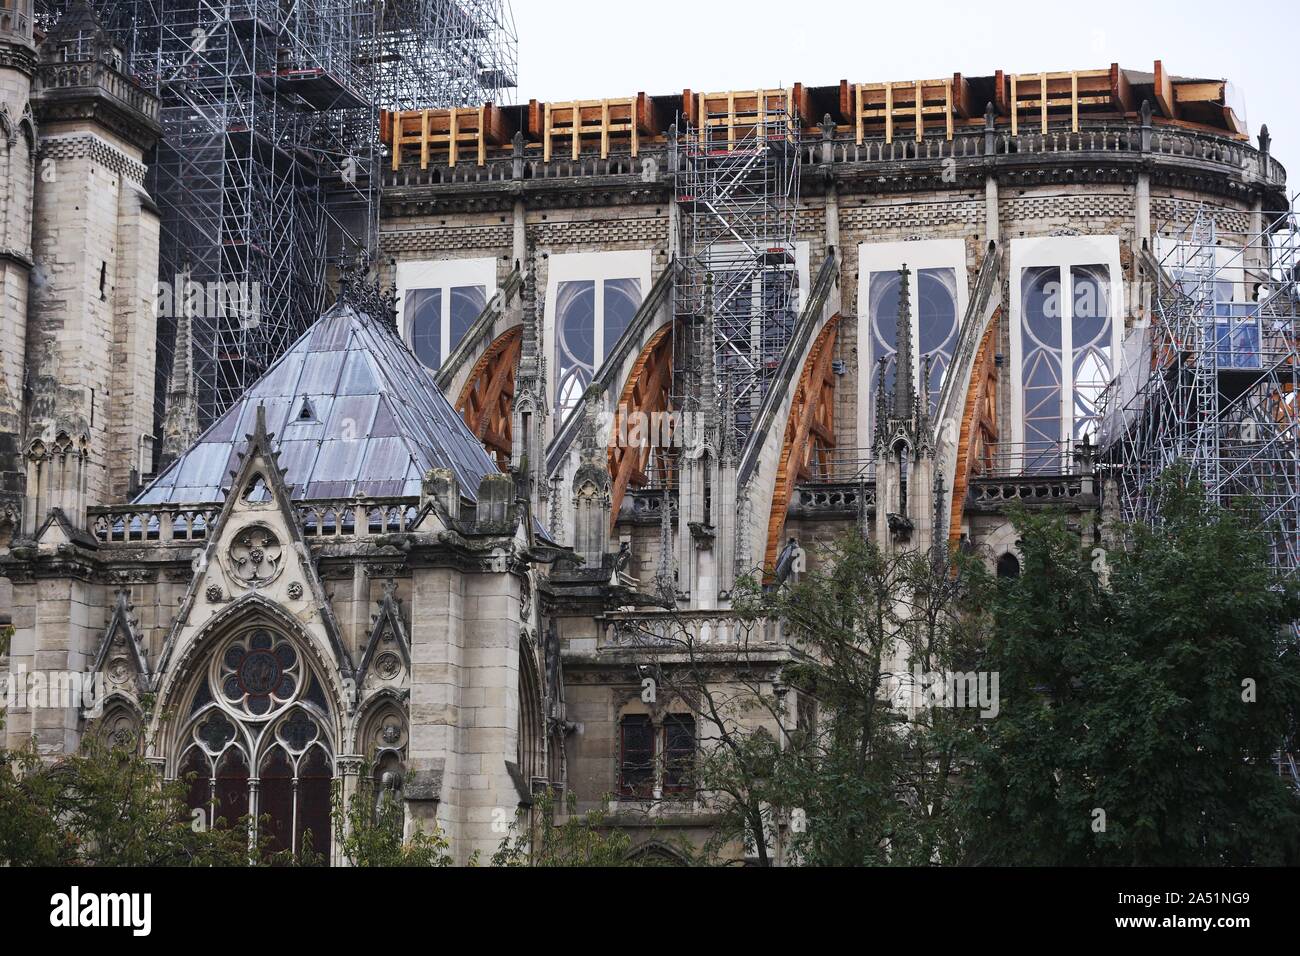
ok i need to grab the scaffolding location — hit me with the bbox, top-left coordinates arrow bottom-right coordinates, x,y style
1099,203 -> 1300,574
673,95 -> 801,450
35,1 -> 517,440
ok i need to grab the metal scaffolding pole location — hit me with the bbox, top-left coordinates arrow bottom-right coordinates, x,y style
673,99 -> 800,451
34,0 -> 517,448
1100,201 -> 1300,575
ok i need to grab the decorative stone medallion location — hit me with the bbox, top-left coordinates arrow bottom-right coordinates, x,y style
287,581 -> 304,600
226,524 -> 284,587
375,652 -> 402,680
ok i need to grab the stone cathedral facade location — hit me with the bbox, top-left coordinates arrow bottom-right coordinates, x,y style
0,3 -> 1290,863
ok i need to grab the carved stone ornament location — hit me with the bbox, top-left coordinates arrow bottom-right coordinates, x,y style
226,524 -> 285,587
287,581 -> 304,600
375,652 -> 402,680
206,584 -> 224,603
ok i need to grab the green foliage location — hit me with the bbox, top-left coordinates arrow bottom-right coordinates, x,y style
492,789 -> 650,866
333,774 -> 460,866
0,735 -> 259,866
736,534 -> 991,865
961,470 -> 1300,865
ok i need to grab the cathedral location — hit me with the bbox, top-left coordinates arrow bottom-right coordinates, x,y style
0,1 -> 1291,864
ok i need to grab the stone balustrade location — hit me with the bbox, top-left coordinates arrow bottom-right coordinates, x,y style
601,609 -> 785,650
87,496 -> 421,545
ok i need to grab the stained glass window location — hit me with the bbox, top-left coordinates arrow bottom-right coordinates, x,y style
866,266 -> 960,437
176,625 -> 334,864
406,285 -> 487,372
1018,261 -> 1114,470
555,277 -> 643,418
408,288 -> 441,369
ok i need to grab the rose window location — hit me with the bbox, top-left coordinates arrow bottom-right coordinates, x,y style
217,629 -> 301,718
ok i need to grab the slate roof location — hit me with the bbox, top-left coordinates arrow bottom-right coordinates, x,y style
135,302 -> 500,504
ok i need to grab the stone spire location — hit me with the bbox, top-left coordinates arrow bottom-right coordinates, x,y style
872,357 -> 889,449
160,265 -> 199,468
892,264 -> 914,421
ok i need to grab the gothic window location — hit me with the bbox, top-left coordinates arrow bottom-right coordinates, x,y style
407,286 -> 489,371
409,288 -> 441,369
174,625 -> 335,863
397,257 -> 496,372
1011,237 -> 1121,472
1020,265 -> 1064,470
996,552 -> 1022,578
1070,265 -> 1113,443
858,240 -> 968,444
867,267 -> 959,433
618,715 -> 655,798
554,277 -> 643,417
661,715 -> 697,796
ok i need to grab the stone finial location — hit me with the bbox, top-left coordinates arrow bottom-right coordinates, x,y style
476,472 -> 513,529
872,356 -> 889,449
422,467 -> 460,522
892,265 -> 914,421
1260,124 -> 1271,155
984,102 -> 997,129
1140,99 -> 1152,126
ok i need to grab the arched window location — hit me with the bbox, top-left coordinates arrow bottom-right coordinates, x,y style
996,552 -> 1021,579
173,625 -> 335,863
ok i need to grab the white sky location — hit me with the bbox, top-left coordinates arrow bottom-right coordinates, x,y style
511,0 -> 1299,186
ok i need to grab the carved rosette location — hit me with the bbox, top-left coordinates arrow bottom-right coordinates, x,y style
224,524 -> 285,588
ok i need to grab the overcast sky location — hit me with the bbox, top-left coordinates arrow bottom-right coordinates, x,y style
511,0 -> 1299,180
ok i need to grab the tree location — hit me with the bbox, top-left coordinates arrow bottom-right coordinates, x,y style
961,471 -> 1300,865
0,735 -> 261,867
332,772 -> 459,866
491,789 -> 649,866
734,533 -> 991,865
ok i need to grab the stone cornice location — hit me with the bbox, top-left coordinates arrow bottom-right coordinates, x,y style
32,60 -> 161,153
376,125 -> 1286,215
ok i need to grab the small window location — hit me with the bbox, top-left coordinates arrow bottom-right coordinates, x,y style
996,552 -> 1021,579
619,715 -> 654,798
662,715 -> 696,797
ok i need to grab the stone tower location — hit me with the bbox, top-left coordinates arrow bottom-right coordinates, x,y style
18,0 -> 160,534
0,0 -> 36,539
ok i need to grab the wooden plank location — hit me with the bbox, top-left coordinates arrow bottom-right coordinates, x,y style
994,70 -> 1010,117
543,101 -> 552,162
1110,62 -> 1134,112
1153,59 -> 1177,118
421,109 -> 430,168
1071,72 -> 1078,132
855,82 -> 864,144
478,104 -> 486,165
885,82 -> 893,143
391,111 -> 401,170
1040,71 -> 1047,132
1010,73 -> 1017,135
945,77 -> 954,138
915,79 -> 923,142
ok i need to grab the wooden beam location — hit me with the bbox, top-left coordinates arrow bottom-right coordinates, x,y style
1153,59 -> 1177,118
